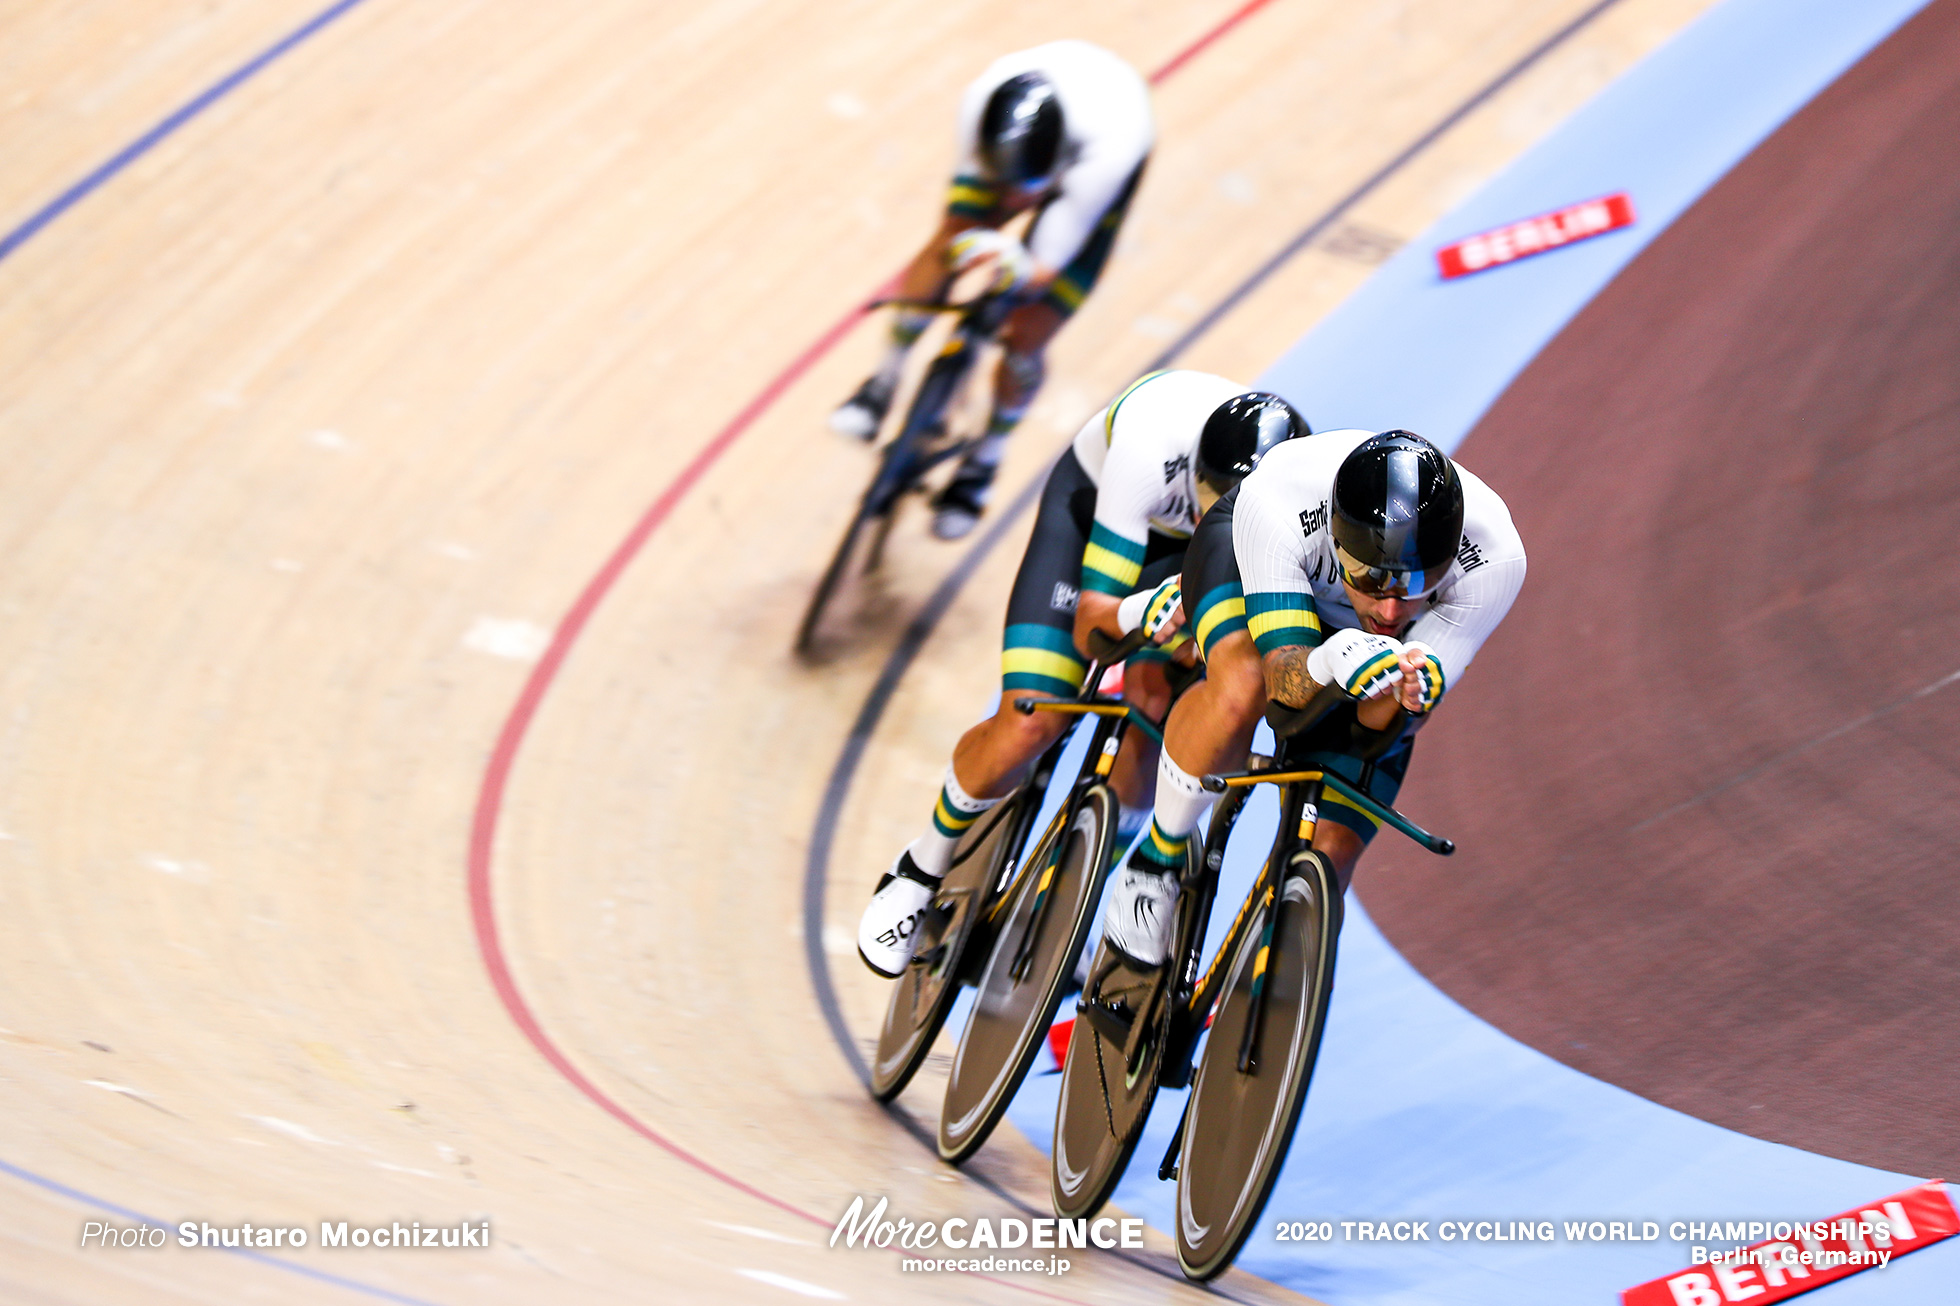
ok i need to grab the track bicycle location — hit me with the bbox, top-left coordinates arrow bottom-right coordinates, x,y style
796,290 -> 1016,657
934,629 -> 1204,1164
1051,686 -> 1456,1281
865,626 -> 1158,1105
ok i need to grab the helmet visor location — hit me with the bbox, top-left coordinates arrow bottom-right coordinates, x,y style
1334,543 -> 1448,600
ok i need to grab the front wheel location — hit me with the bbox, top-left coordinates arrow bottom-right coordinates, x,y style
1174,848 -> 1343,1280
938,787 -> 1115,1164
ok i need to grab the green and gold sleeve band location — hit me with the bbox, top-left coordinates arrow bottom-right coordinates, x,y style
947,174 -> 999,219
1080,522 -> 1146,596
1245,591 -> 1323,656
1001,622 -> 1088,699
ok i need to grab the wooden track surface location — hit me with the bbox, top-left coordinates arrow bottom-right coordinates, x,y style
0,1 -> 1715,1301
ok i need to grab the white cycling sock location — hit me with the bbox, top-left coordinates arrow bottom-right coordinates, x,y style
1150,750 -> 1213,843
907,763 -> 999,878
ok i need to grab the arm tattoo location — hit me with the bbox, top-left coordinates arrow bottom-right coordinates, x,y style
1264,646 -> 1319,708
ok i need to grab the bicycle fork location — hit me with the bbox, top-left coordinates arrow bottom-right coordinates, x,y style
1237,780 -> 1320,1073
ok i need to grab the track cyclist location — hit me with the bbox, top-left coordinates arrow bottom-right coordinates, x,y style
828,41 -> 1154,540
1097,428 -> 1527,967
856,371 -> 1310,977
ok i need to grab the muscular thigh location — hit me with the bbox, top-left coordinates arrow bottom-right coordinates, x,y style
1183,485 -> 1248,664
1001,449 -> 1098,699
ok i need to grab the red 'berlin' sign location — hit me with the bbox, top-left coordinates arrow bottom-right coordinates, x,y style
1436,192 -> 1635,278
1619,1181 -> 1959,1305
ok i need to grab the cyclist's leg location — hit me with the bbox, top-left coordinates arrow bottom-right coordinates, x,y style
1104,535 -> 1194,812
1145,489 -> 1263,857
944,448 -> 1101,807
885,449 -> 1092,873
831,188 -> 985,437
1103,496 -> 1257,965
858,451 -> 1095,974
937,165 -> 1144,528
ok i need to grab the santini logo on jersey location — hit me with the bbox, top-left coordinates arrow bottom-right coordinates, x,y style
1456,536 -> 1487,573
1299,502 -> 1328,537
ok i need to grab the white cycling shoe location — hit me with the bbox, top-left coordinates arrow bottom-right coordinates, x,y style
828,376 -> 892,442
1101,864 -> 1181,968
856,852 -> 943,979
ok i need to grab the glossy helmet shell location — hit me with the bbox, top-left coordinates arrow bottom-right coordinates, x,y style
979,73 -> 1064,187
1195,392 -> 1312,495
1329,430 -> 1464,588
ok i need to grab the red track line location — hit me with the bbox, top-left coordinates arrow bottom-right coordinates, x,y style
464,0 -> 1281,1292
1148,0 -> 1280,84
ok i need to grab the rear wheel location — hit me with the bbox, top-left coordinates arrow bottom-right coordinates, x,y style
1174,848 -> 1342,1280
867,797 -> 1021,1101
938,786 -> 1114,1164
795,499 -> 895,658
796,347 -> 974,658
1051,936 -> 1170,1220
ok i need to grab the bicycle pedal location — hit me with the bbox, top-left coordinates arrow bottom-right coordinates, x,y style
1077,994 -> 1134,1048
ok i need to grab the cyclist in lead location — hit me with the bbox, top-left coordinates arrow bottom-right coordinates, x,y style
856,370 -> 1310,977
1096,429 -> 1527,966
828,41 -> 1154,541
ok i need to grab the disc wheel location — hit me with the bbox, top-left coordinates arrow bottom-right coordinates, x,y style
866,797 -> 1020,1102
938,787 -> 1114,1164
1174,848 -> 1342,1280
1051,935 -> 1170,1220
794,497 -> 896,658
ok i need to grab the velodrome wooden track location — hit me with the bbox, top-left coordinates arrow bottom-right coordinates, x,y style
0,1 -> 1716,1301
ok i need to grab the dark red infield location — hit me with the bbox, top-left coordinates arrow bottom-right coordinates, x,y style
1361,0 -> 1960,1178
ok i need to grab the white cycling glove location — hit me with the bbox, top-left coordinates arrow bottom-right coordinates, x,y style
1306,629 -> 1405,699
948,228 -> 1035,293
1116,577 -> 1183,641
1402,640 -> 1447,714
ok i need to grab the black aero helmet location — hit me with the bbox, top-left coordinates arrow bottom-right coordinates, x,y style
979,73 -> 1064,187
1330,430 -> 1464,597
1196,392 -> 1311,497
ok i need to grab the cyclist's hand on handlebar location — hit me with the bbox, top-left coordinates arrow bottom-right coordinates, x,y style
1306,629 -> 1405,700
948,229 -> 1034,294
1117,577 -> 1186,645
1398,641 -> 1446,714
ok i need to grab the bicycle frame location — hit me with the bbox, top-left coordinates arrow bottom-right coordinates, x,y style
983,642 -> 1162,980
1146,746 -> 1455,1180
860,292 -> 1017,520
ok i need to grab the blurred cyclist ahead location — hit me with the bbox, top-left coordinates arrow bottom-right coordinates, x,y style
829,40 -> 1154,540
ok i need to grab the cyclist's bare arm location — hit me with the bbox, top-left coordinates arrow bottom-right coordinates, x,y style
1071,590 -> 1185,657
894,215 -> 975,301
1261,644 -> 1401,730
1072,591 -> 1126,652
901,212 -> 1060,301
